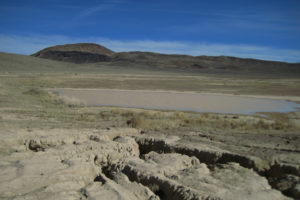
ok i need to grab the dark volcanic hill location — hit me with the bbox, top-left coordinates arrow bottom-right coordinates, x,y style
32,43 -> 300,75
32,43 -> 115,64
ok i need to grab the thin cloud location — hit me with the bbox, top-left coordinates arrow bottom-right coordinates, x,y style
0,34 -> 299,63
78,0 -> 128,18
79,4 -> 113,18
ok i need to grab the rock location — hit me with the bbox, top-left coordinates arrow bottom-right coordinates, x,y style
291,183 -> 300,198
27,137 -> 64,151
269,174 -> 300,199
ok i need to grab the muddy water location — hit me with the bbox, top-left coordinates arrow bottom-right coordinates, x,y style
52,89 -> 300,114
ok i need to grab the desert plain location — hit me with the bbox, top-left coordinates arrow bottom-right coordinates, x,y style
0,45 -> 300,200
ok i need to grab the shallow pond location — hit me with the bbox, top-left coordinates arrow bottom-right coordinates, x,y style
51,89 -> 300,115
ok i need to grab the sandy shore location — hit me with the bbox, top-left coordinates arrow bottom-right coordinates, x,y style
50,88 -> 300,114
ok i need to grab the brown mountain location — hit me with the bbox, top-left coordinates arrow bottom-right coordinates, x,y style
31,43 -> 115,64
31,43 -> 300,75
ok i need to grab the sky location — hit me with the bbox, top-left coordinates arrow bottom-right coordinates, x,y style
0,0 -> 300,62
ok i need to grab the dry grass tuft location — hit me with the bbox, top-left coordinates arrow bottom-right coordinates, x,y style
172,111 -> 188,120
111,108 -> 122,115
59,96 -> 86,107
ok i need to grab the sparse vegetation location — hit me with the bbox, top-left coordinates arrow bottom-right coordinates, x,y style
0,77 -> 297,132
0,53 -> 299,134
95,108 -> 296,131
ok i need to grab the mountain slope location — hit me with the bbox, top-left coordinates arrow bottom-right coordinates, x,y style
111,51 -> 300,75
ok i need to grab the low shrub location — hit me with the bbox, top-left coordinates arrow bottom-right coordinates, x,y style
23,87 -> 47,96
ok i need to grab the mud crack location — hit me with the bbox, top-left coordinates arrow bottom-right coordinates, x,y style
134,136 -> 299,199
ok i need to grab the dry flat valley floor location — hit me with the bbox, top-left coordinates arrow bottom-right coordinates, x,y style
0,51 -> 300,199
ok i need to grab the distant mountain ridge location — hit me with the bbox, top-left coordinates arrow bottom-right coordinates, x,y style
31,43 -> 300,74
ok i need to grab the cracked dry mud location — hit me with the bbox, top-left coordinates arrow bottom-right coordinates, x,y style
0,128 -> 299,200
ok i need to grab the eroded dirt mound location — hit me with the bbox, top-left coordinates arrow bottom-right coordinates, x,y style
0,128 -> 297,200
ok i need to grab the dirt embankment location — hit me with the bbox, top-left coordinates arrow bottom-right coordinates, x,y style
1,127 -> 299,199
